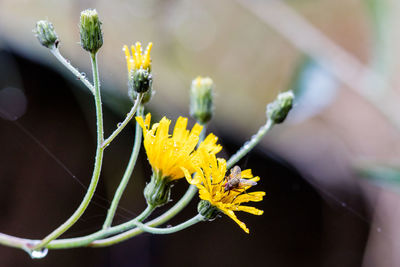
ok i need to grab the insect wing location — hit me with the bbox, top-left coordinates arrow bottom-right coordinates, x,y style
238,179 -> 257,188
229,166 -> 242,180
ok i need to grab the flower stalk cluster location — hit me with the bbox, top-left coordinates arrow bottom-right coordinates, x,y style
0,8 -> 294,257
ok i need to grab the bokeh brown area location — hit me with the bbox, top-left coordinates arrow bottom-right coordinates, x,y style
1,0 -> 400,266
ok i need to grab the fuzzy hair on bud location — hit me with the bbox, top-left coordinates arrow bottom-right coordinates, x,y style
190,76 -> 214,124
34,20 -> 59,49
79,9 -> 103,53
266,91 -> 294,123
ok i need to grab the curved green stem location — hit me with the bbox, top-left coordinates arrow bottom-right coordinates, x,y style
89,125 -> 208,247
0,233 -> 31,251
50,47 -> 95,94
44,183 -> 197,248
33,52 -> 104,250
90,185 -> 198,247
102,94 -> 144,148
102,105 -> 145,229
133,214 -> 203,234
46,205 -> 154,249
0,123 -> 206,250
226,119 -> 274,169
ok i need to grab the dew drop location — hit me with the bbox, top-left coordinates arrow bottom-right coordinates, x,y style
117,122 -> 122,127
29,248 -> 48,259
66,59 -> 71,64
80,72 -> 86,78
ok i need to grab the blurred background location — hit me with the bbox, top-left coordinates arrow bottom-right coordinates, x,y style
1,0 -> 400,266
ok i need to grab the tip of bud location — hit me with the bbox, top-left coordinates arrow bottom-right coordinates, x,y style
266,91 -> 294,124
190,76 -> 214,124
34,20 -> 59,49
79,9 -> 103,53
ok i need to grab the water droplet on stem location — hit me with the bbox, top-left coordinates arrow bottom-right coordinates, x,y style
29,248 -> 48,259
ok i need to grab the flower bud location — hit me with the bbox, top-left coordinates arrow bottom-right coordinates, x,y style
34,20 -> 59,49
129,69 -> 152,94
144,171 -> 171,208
266,91 -> 294,124
197,200 -> 220,221
79,9 -> 103,53
190,76 -> 214,124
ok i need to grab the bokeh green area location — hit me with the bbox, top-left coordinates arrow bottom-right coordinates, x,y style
0,0 -> 370,132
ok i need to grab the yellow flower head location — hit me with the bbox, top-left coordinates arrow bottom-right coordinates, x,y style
182,149 -> 265,233
136,113 -> 222,181
123,42 -> 153,73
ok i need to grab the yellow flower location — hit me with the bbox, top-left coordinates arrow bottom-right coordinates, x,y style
123,42 -> 153,73
182,149 -> 265,233
136,113 -> 222,181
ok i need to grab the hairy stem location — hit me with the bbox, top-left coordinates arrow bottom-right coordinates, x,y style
32,52 -> 104,250
89,185 -> 198,247
132,214 -> 204,234
46,205 -> 154,249
226,119 -> 274,169
102,94 -> 144,148
102,104 -> 145,228
50,47 -> 95,94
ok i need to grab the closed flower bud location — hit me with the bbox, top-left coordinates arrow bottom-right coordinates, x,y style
266,91 -> 294,124
197,200 -> 220,221
129,68 -> 152,94
79,9 -> 103,53
144,171 -> 171,208
34,20 -> 59,49
190,76 -> 214,124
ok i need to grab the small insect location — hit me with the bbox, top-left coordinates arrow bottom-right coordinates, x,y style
224,166 -> 257,192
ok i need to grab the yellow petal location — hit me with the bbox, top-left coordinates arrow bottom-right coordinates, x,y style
241,169 -> 253,178
173,117 -> 188,141
232,191 -> 265,204
123,45 -> 131,73
181,167 -> 193,184
198,133 -> 222,154
234,205 -> 264,215
222,209 -> 249,234
144,113 -> 151,127
190,123 -> 203,137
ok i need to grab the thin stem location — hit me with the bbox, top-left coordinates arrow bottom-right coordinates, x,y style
102,104 -> 145,229
226,119 -> 274,169
89,126 -> 208,247
89,186 -> 199,247
102,94 -> 144,148
132,214 -> 203,234
0,233 -> 31,251
50,47 -> 95,94
33,52 -> 104,250
46,205 -> 154,249
0,124 -> 205,250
